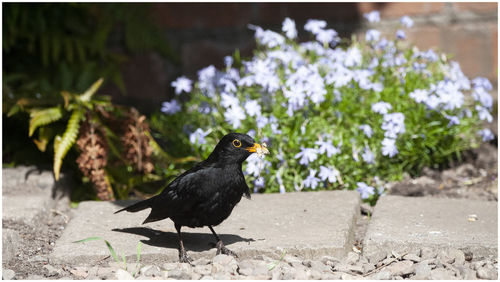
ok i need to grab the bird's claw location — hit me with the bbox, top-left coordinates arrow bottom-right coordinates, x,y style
179,250 -> 193,264
216,241 -> 238,258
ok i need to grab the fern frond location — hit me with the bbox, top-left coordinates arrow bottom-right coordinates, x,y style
29,106 -> 63,137
144,131 -> 197,164
53,108 -> 84,180
79,78 -> 103,102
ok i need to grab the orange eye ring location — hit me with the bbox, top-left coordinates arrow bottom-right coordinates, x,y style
232,139 -> 241,148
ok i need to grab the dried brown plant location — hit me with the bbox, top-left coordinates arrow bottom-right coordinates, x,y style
122,108 -> 154,174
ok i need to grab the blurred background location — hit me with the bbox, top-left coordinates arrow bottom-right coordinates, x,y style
2,2 -> 498,201
5,2 -> 496,112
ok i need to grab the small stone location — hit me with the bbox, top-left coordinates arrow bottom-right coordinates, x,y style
403,253 -> 421,263
413,262 -> 432,279
115,269 -> 134,280
463,250 -> 473,261
281,268 -> 296,280
212,255 -> 238,275
194,265 -> 212,276
302,259 -> 312,267
190,272 -> 202,280
162,262 -> 179,271
420,247 -> 436,260
310,269 -> 322,280
251,261 -> 269,277
2,269 -> 15,280
386,260 -> 414,276
271,266 -> 284,280
362,263 -> 376,273
360,202 -> 373,215
373,270 -> 391,280
472,261 -> 486,270
309,260 -> 331,273
167,269 -> 191,280
140,265 -> 162,277
28,255 -> 46,263
438,248 -> 465,265
200,275 -> 213,280
370,251 -> 389,264
284,255 -> 303,265
341,272 -> 362,279
321,255 -> 340,267
192,258 -> 211,266
333,262 -> 350,272
212,254 -> 234,265
212,272 -> 231,280
70,267 -> 88,278
347,263 -> 364,274
294,268 -> 311,280
321,272 -> 342,280
43,264 -> 60,276
477,266 -> 497,280
97,267 -> 116,279
430,268 -> 456,280
346,251 -> 360,265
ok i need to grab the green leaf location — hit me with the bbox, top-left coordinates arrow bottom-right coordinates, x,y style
29,106 -> 63,137
104,240 -> 119,262
53,108 -> 84,180
72,236 -> 102,243
79,78 -> 103,102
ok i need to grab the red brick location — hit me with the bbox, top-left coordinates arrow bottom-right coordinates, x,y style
406,25 -> 442,51
150,3 -> 253,28
454,2 -> 498,14
358,2 -> 445,18
492,24 -> 498,84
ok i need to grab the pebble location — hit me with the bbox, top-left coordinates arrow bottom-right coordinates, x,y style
372,270 -> 391,280
43,264 -> 60,276
70,266 -> 88,278
420,247 -> 436,260
430,267 -> 456,280
115,268 -> 134,280
477,266 -> 497,280
194,265 -> 212,276
413,262 -> 432,279
386,260 -> 414,276
346,251 -> 360,264
2,269 -> 15,280
402,253 -> 421,262
167,269 -> 191,280
140,265 -> 162,277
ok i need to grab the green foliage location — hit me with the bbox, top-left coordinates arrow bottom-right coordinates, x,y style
153,18 -> 495,203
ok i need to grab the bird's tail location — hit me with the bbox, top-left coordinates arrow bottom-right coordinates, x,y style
114,198 -> 153,214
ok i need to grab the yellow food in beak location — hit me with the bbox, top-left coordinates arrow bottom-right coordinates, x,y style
245,143 -> 270,157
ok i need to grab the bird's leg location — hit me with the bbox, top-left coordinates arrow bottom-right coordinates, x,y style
175,224 -> 192,263
208,225 -> 238,258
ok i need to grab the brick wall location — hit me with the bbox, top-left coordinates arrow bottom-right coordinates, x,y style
106,2 -> 497,112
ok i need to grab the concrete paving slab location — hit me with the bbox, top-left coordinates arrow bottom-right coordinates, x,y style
363,195 -> 498,262
50,190 -> 360,265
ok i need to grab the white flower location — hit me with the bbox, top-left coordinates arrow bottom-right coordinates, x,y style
356,182 -> 375,199
364,11 -> 380,23
316,29 -> 338,45
400,15 -> 414,28
315,139 -> 341,157
282,17 -> 297,39
365,29 -> 381,41
304,19 -> 327,34
344,47 -> 362,67
244,100 -> 262,117
224,105 -> 246,129
171,76 -> 192,95
371,101 -> 393,114
359,124 -> 373,138
381,138 -> 399,158
318,166 -> 340,183
409,89 -> 429,103
189,128 -> 211,145
295,147 -> 318,165
161,100 -> 181,115
303,169 -> 320,189
478,128 -> 495,142
362,147 -> 375,164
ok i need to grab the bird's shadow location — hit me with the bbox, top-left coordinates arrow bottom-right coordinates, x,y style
112,227 -> 254,252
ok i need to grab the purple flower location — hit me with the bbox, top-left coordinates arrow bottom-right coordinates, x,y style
381,138 -> 398,158
189,128 -> 211,145
250,25 -> 285,48
221,93 -> 240,109
161,100 -> 181,115
356,182 -> 375,199
318,166 -> 339,183
171,76 -> 192,95
344,47 -> 362,67
364,11 -> 380,23
282,17 -> 297,39
295,147 -> 318,165
472,87 -> 493,109
304,19 -> 327,34
315,139 -> 341,157
304,169 -> 320,189
316,29 -> 338,45
362,147 -> 375,164
224,56 -> 233,68
444,114 -> 460,127
400,15 -> 414,28
476,105 -> 493,123
365,29 -> 381,41
472,77 -> 493,91
224,105 -> 246,129
371,101 -> 393,114
254,177 -> 265,189
478,128 -> 495,142
382,112 -> 406,138
256,115 -> 269,129
244,100 -> 262,117
396,30 -> 406,40
359,124 -> 373,138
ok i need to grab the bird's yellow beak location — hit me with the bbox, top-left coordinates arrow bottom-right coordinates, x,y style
245,143 -> 270,156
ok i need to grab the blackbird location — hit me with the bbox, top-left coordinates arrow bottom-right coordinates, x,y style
115,132 -> 269,263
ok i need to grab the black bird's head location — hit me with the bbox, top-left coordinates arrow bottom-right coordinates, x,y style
206,133 -> 267,165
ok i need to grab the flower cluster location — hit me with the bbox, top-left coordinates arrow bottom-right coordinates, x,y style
156,12 -> 495,202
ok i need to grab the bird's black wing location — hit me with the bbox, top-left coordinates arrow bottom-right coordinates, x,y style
142,162 -> 216,223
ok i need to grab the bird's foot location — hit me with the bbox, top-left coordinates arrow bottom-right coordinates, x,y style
178,250 -> 193,264
215,241 -> 238,258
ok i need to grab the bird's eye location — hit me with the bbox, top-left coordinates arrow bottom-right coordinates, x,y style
232,139 -> 241,148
